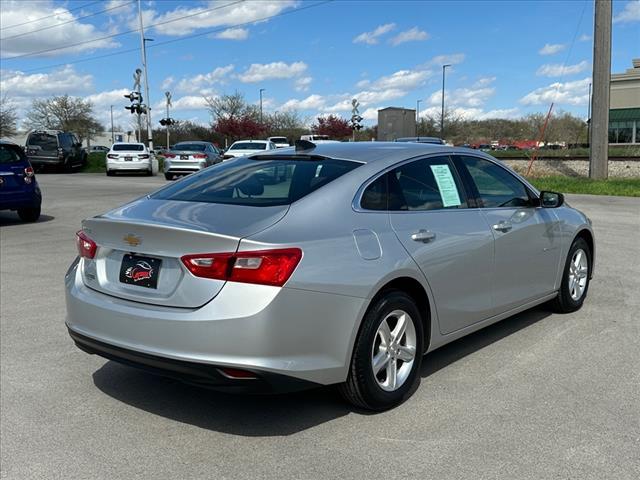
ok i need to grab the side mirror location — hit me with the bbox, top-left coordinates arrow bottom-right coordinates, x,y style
222,154 -> 234,160
540,191 -> 564,208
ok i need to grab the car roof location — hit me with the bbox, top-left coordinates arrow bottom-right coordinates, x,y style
233,139 -> 268,143
252,141 -> 473,165
174,140 -> 209,144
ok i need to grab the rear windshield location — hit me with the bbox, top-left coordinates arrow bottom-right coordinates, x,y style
113,144 -> 144,151
172,143 -> 206,151
27,133 -> 57,149
270,137 -> 288,143
230,142 -> 266,151
0,144 -> 25,164
151,157 -> 361,207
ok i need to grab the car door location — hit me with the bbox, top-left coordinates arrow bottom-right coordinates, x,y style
454,155 -> 562,313
385,155 -> 496,335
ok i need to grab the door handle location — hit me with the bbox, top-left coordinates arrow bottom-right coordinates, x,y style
411,229 -> 436,243
492,221 -> 513,233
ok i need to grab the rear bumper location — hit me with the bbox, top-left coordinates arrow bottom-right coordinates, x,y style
68,328 -> 319,393
28,156 -> 63,166
0,188 -> 41,211
107,159 -> 151,172
163,159 -> 206,173
65,259 -> 366,387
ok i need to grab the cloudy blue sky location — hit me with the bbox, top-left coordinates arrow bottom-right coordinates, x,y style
1,0 -> 639,131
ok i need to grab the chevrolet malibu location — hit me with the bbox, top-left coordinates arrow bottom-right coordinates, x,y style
66,142 -> 594,410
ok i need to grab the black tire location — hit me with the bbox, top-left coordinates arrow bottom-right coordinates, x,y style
17,205 -> 41,222
146,168 -> 153,176
551,237 -> 591,313
164,173 -> 173,181
106,170 -> 115,176
63,157 -> 73,173
339,290 -> 424,411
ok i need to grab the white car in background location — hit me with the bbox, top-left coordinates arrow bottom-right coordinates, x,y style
267,136 -> 291,148
106,143 -> 158,176
224,140 -> 277,159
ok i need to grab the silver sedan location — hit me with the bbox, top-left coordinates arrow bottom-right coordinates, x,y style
65,142 -> 594,410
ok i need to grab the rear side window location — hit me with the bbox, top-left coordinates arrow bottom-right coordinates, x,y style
361,156 -> 467,211
113,144 -> 144,151
152,157 -> 361,207
27,133 -> 58,150
0,144 -> 24,164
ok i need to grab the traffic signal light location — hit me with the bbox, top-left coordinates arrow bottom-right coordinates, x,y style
124,91 -> 145,115
124,92 -> 142,102
159,118 -> 176,126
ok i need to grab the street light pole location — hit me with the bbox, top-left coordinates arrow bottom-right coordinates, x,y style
587,82 -> 592,147
441,64 -> 451,139
110,105 -> 114,144
138,0 -> 153,151
416,99 -> 422,135
259,88 -> 265,124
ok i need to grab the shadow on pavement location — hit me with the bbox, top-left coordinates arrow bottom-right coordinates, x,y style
0,213 -> 55,226
92,306 -> 552,436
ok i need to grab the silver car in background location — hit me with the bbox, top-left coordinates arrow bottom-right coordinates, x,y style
66,142 -> 595,410
162,141 -> 223,180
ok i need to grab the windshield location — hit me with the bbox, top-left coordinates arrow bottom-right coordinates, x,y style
113,144 -> 144,151
172,143 -> 206,151
230,142 -> 266,151
151,156 -> 361,207
27,133 -> 57,150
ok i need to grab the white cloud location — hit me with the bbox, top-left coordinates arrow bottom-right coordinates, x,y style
143,0 -> 297,36
579,34 -> 591,42
294,76 -> 312,92
519,77 -> 590,106
214,27 -> 249,40
473,76 -> 496,87
477,108 -> 521,120
0,66 -> 94,97
361,107 -> 380,121
428,86 -> 495,108
161,76 -> 175,90
280,94 -> 326,111
539,43 -> 566,55
0,0 -> 119,58
238,61 -> 307,83
536,60 -> 589,77
613,0 -> 640,23
390,27 -> 429,46
353,23 -> 396,45
364,69 -> 432,91
174,65 -> 234,94
168,95 -> 210,111
428,53 -> 465,66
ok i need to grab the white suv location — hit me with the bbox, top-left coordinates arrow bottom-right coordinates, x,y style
106,143 -> 158,176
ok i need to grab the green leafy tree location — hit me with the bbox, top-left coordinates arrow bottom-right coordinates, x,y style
25,95 -> 102,142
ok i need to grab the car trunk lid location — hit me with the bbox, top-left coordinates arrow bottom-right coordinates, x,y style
80,198 -> 289,308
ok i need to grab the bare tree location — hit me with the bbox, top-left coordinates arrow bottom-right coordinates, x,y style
0,95 -> 18,138
25,95 -> 103,142
204,91 -> 259,121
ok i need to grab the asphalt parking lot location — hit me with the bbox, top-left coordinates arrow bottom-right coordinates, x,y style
1,173 -> 639,480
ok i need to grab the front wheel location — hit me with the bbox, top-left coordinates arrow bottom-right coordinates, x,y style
339,290 -> 423,411
551,237 -> 591,313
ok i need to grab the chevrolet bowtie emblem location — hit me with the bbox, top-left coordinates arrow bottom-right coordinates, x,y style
123,234 -> 142,247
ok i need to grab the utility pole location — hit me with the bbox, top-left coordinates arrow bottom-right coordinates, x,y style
441,64 -> 451,139
165,91 -> 172,150
259,88 -> 265,124
416,99 -> 422,136
138,0 -> 153,151
587,82 -> 592,146
110,105 -> 114,144
589,0 -> 611,179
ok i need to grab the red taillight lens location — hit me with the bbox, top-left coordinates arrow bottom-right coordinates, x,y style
76,230 -> 97,259
24,166 -> 34,177
193,154 -> 207,159
164,153 -> 176,158
107,154 -> 118,159
181,248 -> 302,287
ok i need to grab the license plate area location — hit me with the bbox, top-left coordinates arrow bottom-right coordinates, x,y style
180,155 -> 188,160
119,254 -> 162,289
124,156 -> 133,161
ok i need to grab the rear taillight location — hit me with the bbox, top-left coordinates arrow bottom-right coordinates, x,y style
24,166 -> 34,183
193,154 -> 207,159
139,154 -> 150,159
181,248 -> 302,287
107,154 -> 118,159
57,147 -> 64,158
164,153 -> 176,158
76,231 -> 97,259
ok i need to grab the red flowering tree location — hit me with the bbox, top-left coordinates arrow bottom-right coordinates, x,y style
311,115 -> 352,140
213,116 -> 266,141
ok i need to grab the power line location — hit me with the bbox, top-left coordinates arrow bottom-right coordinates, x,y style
16,1 -> 333,74
1,1 -> 135,41
2,0 -> 245,60
0,1 -> 102,31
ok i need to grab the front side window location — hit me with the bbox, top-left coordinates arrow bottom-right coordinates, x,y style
459,156 -> 531,208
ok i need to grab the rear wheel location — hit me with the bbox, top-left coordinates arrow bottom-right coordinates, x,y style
551,237 -> 591,313
339,290 -> 423,411
17,205 -> 41,222
106,169 -> 115,176
164,173 -> 173,181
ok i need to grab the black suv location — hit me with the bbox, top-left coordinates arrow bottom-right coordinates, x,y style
25,130 -> 87,172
